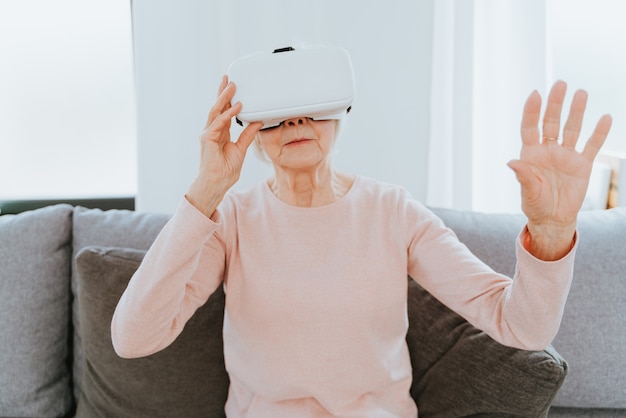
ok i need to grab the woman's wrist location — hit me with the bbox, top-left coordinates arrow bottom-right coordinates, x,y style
524,221 -> 577,261
186,176 -> 230,219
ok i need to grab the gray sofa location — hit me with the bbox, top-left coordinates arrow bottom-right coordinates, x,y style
0,203 -> 624,417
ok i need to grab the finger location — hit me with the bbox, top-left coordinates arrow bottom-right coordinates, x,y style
204,101 -> 242,142
211,82 -> 236,119
215,101 -> 242,129
205,81 -> 237,130
236,122 -> 263,155
542,80 -> 567,143
561,89 -> 588,149
520,90 -> 542,145
218,77 -> 233,113
508,159 -> 538,190
217,75 -> 228,96
507,159 -> 544,209
582,114 -> 613,162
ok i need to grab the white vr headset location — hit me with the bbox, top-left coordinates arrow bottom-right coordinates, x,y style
227,46 -> 355,129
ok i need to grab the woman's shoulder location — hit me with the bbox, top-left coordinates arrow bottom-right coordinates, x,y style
353,176 -> 437,219
353,175 -> 415,202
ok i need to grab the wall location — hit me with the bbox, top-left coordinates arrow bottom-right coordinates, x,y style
131,0 -> 434,213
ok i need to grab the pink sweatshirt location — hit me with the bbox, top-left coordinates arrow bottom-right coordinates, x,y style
111,176 -> 576,417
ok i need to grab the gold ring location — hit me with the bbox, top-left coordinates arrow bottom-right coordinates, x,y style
543,136 -> 559,142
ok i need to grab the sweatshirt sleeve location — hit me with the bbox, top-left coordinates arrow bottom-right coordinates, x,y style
405,199 -> 576,351
111,198 -> 228,358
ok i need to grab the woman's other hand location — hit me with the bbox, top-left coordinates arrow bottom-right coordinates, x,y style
187,76 -> 262,217
508,80 -> 612,260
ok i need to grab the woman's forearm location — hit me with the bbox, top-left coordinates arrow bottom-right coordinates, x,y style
111,199 -> 226,358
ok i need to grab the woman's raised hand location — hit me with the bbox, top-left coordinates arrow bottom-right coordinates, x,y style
508,80 -> 612,260
187,76 -> 262,217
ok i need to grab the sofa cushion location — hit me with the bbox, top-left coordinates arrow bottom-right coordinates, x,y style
0,204 -> 74,417
407,279 -> 566,417
71,206 -> 170,400
74,246 -> 228,417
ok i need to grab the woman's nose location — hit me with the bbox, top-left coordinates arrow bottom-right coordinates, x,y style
284,117 -> 308,126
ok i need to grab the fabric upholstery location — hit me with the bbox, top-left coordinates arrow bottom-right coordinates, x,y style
74,246 -> 228,418
0,204 -> 74,417
549,407 -> 626,417
71,206 -> 170,400
407,279 -> 566,417
551,208 -> 626,408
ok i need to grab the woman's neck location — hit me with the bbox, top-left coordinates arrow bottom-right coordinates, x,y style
269,165 -> 354,207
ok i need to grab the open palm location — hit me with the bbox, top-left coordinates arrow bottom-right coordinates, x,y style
508,81 -> 613,228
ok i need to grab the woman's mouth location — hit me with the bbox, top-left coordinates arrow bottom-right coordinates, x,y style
285,138 -> 312,146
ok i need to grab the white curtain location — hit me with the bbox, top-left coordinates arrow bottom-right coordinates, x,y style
426,0 -> 475,211
426,0 -> 548,213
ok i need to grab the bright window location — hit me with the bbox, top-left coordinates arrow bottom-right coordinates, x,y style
0,0 -> 136,199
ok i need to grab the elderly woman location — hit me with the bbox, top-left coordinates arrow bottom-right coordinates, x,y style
112,73 -> 612,417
